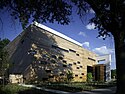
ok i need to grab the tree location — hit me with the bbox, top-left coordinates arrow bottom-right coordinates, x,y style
0,39 -> 10,77
0,38 -> 10,86
0,0 -> 125,93
111,69 -> 117,79
66,70 -> 73,82
87,72 -> 93,82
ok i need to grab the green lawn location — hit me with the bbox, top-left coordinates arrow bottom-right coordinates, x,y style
0,84 -> 54,94
37,81 -> 116,92
0,81 -> 116,94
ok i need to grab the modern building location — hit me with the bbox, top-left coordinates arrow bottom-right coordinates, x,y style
6,22 -> 111,83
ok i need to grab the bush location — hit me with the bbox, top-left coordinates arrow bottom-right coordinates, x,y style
87,72 -> 93,82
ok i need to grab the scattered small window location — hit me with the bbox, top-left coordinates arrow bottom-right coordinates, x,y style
76,54 -> 79,56
49,75 -> 54,78
63,60 -> 67,63
80,77 -> 82,79
75,75 -> 78,77
77,61 -> 80,64
52,45 -> 69,52
88,57 -> 96,61
41,61 -> 47,64
69,49 -> 76,53
45,70 -> 51,73
80,66 -> 83,68
51,55 -> 57,59
77,67 -> 80,69
50,59 -> 56,63
68,64 -> 72,67
63,64 -> 67,67
21,40 -> 24,44
73,62 -> 76,65
51,45 -> 57,49
58,56 -> 63,60
42,54 -> 48,58
42,78 -> 48,81
60,73 -> 64,76
81,73 -> 84,75
28,50 -> 37,55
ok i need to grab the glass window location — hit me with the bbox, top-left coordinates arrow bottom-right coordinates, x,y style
73,62 -> 76,65
80,66 -> 83,68
75,75 -> 78,77
88,57 -> 96,61
58,56 -> 63,60
76,54 -> 79,56
81,73 -> 84,75
51,55 -> 57,59
77,67 -> 80,69
63,64 -> 67,67
69,49 -> 76,53
80,77 -> 82,79
77,61 -> 80,64
68,64 -> 72,67
63,60 -> 67,63
45,70 -> 51,73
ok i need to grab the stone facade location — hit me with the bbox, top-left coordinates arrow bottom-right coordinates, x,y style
7,22 -> 97,83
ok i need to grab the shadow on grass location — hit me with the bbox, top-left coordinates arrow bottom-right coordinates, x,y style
18,88 -> 55,94
0,86 -> 55,94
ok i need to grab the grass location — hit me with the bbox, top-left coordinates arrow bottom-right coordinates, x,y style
37,81 -> 116,92
0,81 -> 116,93
0,84 -> 55,94
37,82 -> 94,92
0,84 -> 29,94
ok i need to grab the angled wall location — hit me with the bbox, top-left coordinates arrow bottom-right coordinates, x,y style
7,23 -> 97,83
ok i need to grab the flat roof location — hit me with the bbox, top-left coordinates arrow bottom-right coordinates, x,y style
33,22 -> 82,46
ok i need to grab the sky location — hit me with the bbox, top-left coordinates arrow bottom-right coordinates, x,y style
0,9 -> 116,69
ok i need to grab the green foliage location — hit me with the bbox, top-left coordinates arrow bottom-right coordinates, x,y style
1,0 -> 124,38
40,82 -> 115,92
0,84 -> 29,94
87,72 -> 93,82
0,0 -> 72,28
0,39 -> 10,76
111,69 -> 116,79
66,70 -> 73,82
0,38 -> 10,50
42,82 -> 94,92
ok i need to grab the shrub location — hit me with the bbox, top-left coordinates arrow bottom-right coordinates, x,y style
87,72 -> 93,82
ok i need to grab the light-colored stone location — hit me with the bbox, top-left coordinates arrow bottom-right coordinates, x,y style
7,23 -> 98,83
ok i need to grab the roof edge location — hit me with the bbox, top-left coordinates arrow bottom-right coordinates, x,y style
32,21 -> 83,46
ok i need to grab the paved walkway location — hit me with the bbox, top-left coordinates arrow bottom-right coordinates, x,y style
19,84 -> 116,94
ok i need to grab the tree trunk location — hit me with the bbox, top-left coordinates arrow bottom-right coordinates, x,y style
114,32 -> 125,94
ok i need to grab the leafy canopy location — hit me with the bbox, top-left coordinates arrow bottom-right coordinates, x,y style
0,0 -> 125,39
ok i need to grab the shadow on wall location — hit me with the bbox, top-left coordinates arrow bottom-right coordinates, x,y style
8,24 -> 73,83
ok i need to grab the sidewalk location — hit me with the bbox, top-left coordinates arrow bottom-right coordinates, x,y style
19,84 -> 116,94
43,87 -> 116,94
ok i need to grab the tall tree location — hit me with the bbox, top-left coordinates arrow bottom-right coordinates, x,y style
111,69 -> 117,79
0,0 -> 125,93
0,38 -> 10,77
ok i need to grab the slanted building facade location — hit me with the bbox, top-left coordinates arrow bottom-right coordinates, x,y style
6,22 -> 110,83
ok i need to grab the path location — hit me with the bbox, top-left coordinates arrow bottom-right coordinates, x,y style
19,84 -> 116,94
